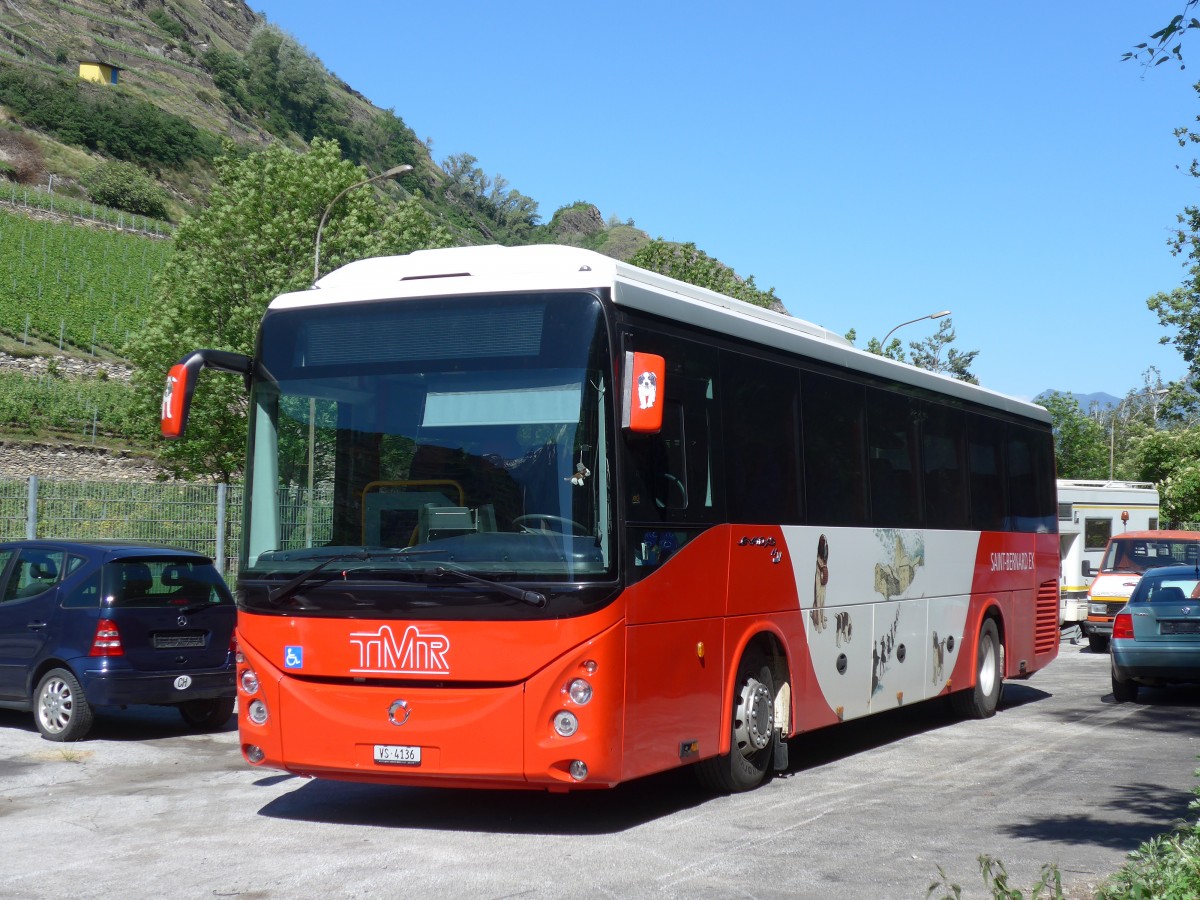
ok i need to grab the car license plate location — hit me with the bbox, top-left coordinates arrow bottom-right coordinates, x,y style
1162,621 -> 1200,635
373,744 -> 421,766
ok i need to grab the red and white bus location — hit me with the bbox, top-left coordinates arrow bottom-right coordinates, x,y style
162,244 -> 1059,793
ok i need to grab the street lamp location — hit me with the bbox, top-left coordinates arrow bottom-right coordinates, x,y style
312,164 -> 413,285
1108,387 -> 1168,481
880,310 -> 951,348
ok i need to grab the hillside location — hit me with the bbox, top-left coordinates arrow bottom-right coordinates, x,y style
0,0 -> 784,480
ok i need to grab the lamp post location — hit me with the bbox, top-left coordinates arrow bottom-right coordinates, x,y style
880,310 -> 951,348
312,163 -> 413,285
1108,387 -> 1168,481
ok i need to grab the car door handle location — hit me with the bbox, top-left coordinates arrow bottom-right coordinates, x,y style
27,621 -> 47,630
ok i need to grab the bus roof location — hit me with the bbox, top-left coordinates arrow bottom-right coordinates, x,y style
279,244 -> 1049,423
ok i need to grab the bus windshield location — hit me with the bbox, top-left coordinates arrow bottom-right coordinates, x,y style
240,291 -> 613,601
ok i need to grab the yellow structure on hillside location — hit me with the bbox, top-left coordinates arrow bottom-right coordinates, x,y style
78,60 -> 121,85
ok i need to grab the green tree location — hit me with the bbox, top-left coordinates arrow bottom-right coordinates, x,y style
1126,425 -> 1200,522
846,318 -> 978,382
629,240 -> 778,309
907,318 -> 979,384
1036,391 -> 1108,479
127,137 -> 452,481
1125,3 -> 1200,69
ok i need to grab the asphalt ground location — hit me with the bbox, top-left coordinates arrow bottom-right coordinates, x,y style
1,638 -> 1198,899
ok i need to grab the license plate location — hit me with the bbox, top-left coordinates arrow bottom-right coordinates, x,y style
373,744 -> 421,766
1162,621 -> 1200,635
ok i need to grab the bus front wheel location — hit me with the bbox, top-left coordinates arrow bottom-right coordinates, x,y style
951,618 -> 1002,719
696,650 -> 776,793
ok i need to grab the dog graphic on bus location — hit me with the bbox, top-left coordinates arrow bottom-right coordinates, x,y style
811,534 -> 829,632
636,370 -> 657,409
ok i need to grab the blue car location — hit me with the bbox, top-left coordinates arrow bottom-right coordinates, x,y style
1111,564 -> 1200,703
0,540 -> 236,740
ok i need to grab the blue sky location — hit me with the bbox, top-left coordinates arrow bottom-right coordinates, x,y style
248,1 -> 1199,402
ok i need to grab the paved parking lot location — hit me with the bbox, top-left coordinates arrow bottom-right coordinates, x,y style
1,641 -> 1198,899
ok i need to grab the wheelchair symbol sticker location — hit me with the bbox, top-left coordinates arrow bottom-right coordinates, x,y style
284,646 -> 303,669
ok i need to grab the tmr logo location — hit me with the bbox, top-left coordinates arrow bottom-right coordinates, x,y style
350,624 -> 450,675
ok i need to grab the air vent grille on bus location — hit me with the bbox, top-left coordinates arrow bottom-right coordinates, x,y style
1034,579 -> 1059,656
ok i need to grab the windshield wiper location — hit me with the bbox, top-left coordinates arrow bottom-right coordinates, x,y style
433,565 -> 547,608
267,552 -> 372,607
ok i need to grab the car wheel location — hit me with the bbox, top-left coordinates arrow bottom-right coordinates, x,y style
1088,634 -> 1110,653
1111,665 -> 1139,703
951,618 -> 1003,719
695,650 -> 777,793
177,697 -> 236,731
34,668 -> 94,742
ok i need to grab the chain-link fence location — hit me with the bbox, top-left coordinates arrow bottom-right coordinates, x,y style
0,477 -> 242,577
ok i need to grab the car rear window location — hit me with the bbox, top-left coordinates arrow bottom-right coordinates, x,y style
1134,577 -> 1200,604
105,559 -> 233,608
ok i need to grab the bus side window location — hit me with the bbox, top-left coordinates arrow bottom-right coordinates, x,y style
968,415 -> 1007,532
921,402 -> 968,530
866,387 -> 922,528
721,351 -> 802,525
802,371 -> 867,527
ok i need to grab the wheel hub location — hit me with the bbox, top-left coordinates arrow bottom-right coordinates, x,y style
734,679 -> 774,754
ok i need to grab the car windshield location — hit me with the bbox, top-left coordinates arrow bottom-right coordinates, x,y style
240,291 -> 614,603
1101,538 -> 1200,574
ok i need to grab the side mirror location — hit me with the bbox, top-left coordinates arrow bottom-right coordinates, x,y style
1081,560 -> 1092,578
161,349 -> 253,439
621,351 -> 665,433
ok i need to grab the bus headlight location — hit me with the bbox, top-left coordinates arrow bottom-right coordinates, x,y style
247,699 -> 269,725
567,678 -> 592,705
553,710 -> 578,737
240,668 -> 260,695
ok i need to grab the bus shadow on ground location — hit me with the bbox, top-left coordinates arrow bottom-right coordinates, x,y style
255,766 -> 710,835
785,683 -> 1050,772
256,688 -> 1053,834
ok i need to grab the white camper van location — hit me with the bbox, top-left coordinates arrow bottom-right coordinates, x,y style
1056,479 -> 1159,629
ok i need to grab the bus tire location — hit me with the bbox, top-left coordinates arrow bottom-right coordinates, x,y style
695,650 -> 776,793
1088,634 -> 1109,653
951,618 -> 1002,720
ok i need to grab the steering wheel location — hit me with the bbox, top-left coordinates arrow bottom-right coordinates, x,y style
655,473 -> 687,510
513,514 -> 590,536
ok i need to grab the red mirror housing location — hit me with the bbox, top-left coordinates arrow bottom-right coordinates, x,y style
622,351 -> 665,433
160,362 -> 190,439
159,349 -> 253,440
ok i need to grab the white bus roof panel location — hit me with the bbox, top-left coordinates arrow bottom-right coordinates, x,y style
275,245 -> 1048,423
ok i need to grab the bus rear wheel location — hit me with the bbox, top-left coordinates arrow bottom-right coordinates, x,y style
696,650 -> 776,793
951,618 -> 1002,719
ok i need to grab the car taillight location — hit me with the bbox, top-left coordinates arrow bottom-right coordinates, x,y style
1113,612 -> 1134,640
90,619 -> 124,657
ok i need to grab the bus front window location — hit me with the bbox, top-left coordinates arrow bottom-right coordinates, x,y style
240,292 -> 613,606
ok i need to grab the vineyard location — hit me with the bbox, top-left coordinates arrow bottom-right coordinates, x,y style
0,205 -> 172,354
0,369 -> 138,441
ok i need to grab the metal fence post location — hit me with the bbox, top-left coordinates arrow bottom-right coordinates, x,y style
215,483 -> 227,574
26,475 -> 37,539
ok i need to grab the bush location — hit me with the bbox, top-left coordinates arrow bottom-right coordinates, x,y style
80,160 -> 169,219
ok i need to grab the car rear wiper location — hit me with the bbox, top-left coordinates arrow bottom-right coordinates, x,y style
433,565 -> 547,608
